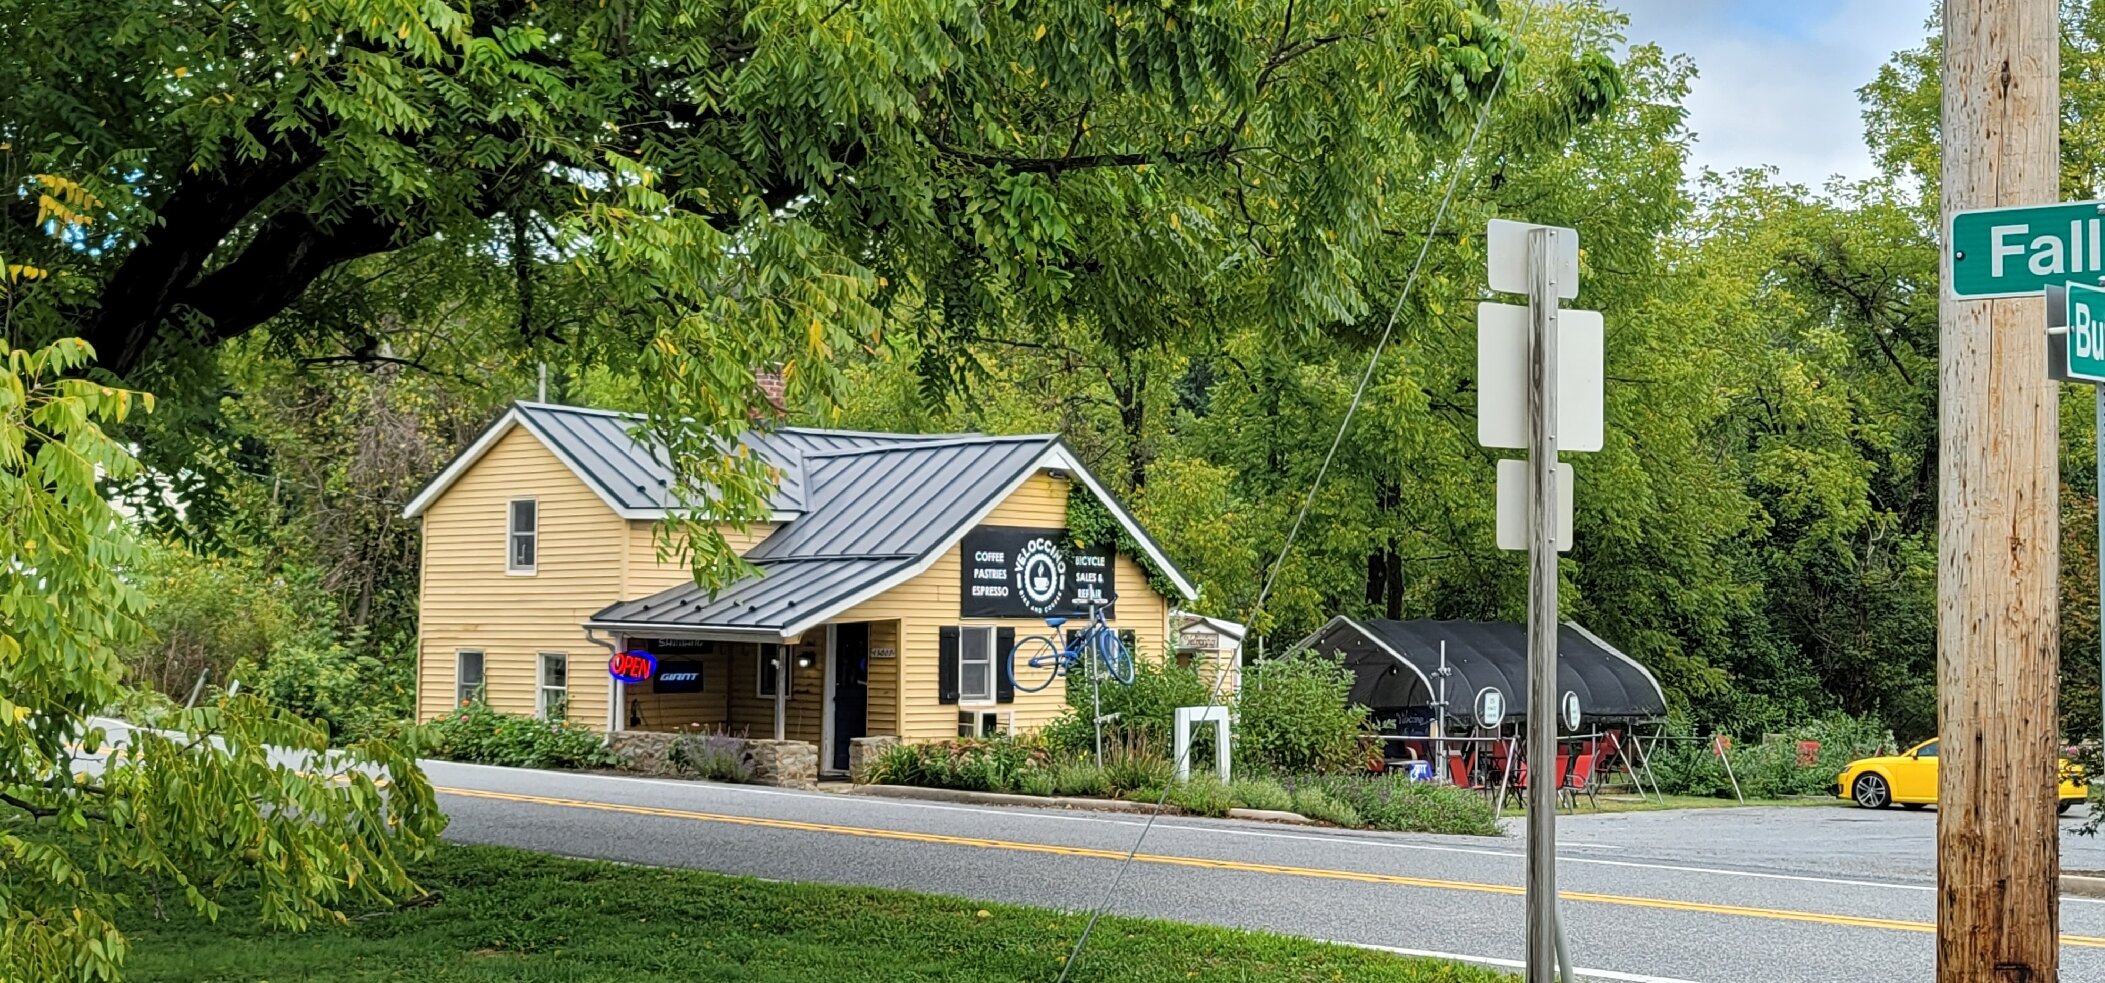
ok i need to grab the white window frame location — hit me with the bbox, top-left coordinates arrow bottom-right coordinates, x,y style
958,709 -> 1014,738
455,650 -> 485,707
537,651 -> 568,720
958,626 -> 996,706
506,498 -> 538,575
757,646 -> 781,698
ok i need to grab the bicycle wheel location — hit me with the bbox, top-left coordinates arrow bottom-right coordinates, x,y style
1007,634 -> 1066,693
1094,629 -> 1136,685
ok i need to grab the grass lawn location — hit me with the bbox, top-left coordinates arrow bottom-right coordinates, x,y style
1575,793 -> 1840,814
123,843 -> 1507,982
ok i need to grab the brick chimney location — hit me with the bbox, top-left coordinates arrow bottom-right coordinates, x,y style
753,366 -> 787,419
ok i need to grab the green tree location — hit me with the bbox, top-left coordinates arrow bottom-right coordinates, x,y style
4,0 -> 1627,583
0,337 -> 444,982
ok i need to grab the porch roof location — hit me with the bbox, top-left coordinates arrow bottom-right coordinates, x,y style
586,556 -> 919,641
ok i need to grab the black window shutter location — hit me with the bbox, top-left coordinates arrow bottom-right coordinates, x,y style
995,627 -> 1016,704
1120,630 -> 1137,661
938,626 -> 961,705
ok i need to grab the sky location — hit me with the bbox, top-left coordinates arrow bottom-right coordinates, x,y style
1612,0 -> 1936,185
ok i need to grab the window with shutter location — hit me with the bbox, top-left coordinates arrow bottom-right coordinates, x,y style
938,627 -> 961,704
995,627 -> 1016,704
958,626 -> 995,704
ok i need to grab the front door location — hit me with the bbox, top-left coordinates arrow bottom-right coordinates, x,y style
832,623 -> 869,772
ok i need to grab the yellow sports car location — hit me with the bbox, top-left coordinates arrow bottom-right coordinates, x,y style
1837,739 -> 2089,813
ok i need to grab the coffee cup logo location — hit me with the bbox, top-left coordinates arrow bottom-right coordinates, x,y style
1013,538 -> 1067,615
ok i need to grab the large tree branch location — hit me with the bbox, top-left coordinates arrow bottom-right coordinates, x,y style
174,206 -> 405,347
81,129 -> 323,376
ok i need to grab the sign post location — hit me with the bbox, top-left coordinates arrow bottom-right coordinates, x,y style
1480,219 -> 1599,983
2047,284 -> 2105,760
1522,227 -> 1563,983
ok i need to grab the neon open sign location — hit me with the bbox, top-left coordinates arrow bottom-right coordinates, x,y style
608,650 -> 656,685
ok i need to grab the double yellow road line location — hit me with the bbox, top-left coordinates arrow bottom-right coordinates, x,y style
434,785 -> 2105,949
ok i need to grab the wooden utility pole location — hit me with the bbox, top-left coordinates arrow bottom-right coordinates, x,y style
1939,2 -> 2062,980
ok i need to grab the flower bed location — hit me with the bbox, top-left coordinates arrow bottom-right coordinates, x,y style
858,735 -> 1497,836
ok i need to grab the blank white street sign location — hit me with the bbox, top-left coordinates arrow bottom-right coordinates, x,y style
1486,219 -> 1579,300
1496,459 -> 1574,552
1476,302 -> 1605,452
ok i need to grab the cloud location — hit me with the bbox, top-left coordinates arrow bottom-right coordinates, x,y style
1610,0 -> 1933,184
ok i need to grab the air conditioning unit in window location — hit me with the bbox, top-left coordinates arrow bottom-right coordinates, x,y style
957,710 -> 1014,738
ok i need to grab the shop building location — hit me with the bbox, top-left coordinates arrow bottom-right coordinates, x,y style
402,402 -> 1196,775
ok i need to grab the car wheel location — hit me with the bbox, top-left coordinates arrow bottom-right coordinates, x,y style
2060,801 -> 2075,816
1902,803 -> 1928,811
1853,773 -> 1892,809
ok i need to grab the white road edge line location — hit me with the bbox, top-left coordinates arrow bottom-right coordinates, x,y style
1325,939 -> 1706,983
424,761 -> 2105,906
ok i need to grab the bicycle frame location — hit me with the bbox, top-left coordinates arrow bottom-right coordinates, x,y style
1007,599 -> 1131,693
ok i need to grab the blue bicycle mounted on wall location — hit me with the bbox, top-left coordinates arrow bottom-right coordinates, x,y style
1007,599 -> 1135,692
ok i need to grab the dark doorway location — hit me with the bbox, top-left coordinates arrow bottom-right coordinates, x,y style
832,623 -> 870,772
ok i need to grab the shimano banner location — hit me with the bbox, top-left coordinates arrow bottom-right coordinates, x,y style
959,526 -> 1116,619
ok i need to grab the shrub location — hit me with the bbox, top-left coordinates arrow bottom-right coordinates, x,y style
236,628 -> 411,744
1648,714 -> 1892,799
668,733 -> 754,783
1647,740 -> 1730,797
1041,652 -> 1216,760
1235,652 -> 1369,775
859,736 -> 1050,793
1227,776 -> 1294,812
1288,773 -> 1498,836
1051,761 -> 1113,798
427,703 -> 618,770
1103,738 -> 1173,794
1019,768 -> 1057,798
1164,775 -> 1234,817
1289,788 -> 1362,828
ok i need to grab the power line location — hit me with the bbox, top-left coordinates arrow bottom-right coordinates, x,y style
1053,4 -> 1540,979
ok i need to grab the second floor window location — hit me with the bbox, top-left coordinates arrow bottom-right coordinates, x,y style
508,499 -> 537,573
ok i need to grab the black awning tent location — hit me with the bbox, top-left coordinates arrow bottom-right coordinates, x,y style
1294,617 -> 1667,723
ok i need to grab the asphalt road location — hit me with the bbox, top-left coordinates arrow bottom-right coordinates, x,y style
421,760 -> 2105,983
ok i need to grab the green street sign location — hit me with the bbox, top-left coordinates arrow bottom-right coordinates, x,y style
2068,282 -> 2105,384
1951,200 -> 2105,298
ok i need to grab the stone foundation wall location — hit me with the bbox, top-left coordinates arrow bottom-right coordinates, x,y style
744,739 -> 817,789
608,732 -> 681,777
848,736 -> 900,783
608,731 -> 817,789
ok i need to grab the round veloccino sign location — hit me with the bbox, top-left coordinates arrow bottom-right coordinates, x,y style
1013,537 -> 1067,615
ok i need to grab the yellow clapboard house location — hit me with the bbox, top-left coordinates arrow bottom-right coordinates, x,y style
401,402 -> 1197,775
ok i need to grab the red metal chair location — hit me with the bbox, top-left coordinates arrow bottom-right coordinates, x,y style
1562,744 -> 1600,810
1446,750 -> 1473,788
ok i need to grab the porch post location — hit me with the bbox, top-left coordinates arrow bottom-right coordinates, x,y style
608,634 -> 626,734
773,643 -> 787,741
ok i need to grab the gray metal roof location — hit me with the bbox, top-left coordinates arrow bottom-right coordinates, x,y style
587,557 -> 921,635
743,436 -> 1056,560
512,403 -> 963,516
587,434 -> 1065,636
